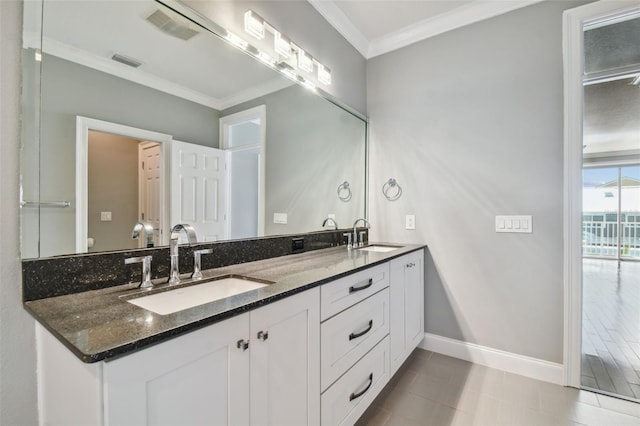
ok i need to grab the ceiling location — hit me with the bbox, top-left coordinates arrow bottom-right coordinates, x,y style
308,0 -> 544,58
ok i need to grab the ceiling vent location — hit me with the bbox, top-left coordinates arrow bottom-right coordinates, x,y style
146,9 -> 199,41
111,53 -> 142,68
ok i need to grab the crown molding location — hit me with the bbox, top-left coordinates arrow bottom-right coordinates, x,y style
310,0 -> 546,59
35,37 -> 293,111
41,37 -> 223,109
217,79 -> 295,110
368,0 -> 545,58
307,0 -> 370,58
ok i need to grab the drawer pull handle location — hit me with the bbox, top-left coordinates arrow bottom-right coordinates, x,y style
257,330 -> 269,341
349,320 -> 373,341
349,278 -> 373,293
349,373 -> 374,401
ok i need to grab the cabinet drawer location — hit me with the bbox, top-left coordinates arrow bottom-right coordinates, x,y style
321,263 -> 389,321
321,288 -> 389,391
321,336 -> 390,426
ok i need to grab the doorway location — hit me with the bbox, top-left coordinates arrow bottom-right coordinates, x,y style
564,1 -> 640,401
219,105 -> 266,240
75,116 -> 172,253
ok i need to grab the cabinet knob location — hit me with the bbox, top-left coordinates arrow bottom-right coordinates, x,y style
237,339 -> 249,351
406,262 -> 415,268
257,330 -> 269,341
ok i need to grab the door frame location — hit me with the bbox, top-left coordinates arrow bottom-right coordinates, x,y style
562,1 -> 640,388
219,105 -> 266,238
75,116 -> 172,253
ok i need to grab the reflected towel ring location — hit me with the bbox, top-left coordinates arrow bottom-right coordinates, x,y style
382,178 -> 402,201
337,181 -> 352,202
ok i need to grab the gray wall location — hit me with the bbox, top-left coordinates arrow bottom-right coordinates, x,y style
87,131 -> 140,253
368,0 -> 588,364
0,1 -> 38,424
36,54 -> 220,256
184,0 -> 367,115
223,85 -> 366,236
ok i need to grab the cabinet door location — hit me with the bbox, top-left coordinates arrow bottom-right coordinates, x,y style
250,288 -> 320,426
405,250 -> 425,352
104,313 -> 250,426
390,250 -> 425,375
389,256 -> 407,374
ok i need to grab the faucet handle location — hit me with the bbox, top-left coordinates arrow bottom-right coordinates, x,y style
343,233 -> 353,250
358,231 -> 367,247
192,248 -> 214,280
124,255 -> 153,289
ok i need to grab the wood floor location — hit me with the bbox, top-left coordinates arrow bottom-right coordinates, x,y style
582,258 -> 640,401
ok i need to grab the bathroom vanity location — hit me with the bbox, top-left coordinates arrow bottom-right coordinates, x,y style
28,243 -> 425,425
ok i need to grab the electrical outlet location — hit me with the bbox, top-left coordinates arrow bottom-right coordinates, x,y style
273,213 -> 287,224
101,211 -> 112,222
292,237 -> 304,252
405,214 -> 416,230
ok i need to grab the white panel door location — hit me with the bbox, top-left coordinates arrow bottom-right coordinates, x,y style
140,143 -> 162,245
104,314 -> 250,426
171,140 -> 227,241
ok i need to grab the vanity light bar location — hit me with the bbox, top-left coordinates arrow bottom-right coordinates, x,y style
243,9 -> 331,85
244,10 -> 265,40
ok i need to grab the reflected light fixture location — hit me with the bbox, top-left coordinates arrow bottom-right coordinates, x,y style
242,9 -> 331,86
317,63 -> 331,86
257,51 -> 276,67
225,31 -> 248,50
296,46 -> 314,73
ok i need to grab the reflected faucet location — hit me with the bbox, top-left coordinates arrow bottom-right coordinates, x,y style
132,221 -> 155,248
352,218 -> 371,248
168,224 -> 198,285
322,217 -> 339,230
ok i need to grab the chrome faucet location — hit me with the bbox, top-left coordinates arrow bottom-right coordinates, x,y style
168,224 -> 198,285
322,217 -> 339,230
132,221 -> 155,248
352,218 -> 371,247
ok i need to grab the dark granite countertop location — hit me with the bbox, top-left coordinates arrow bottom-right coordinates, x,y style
25,243 -> 425,363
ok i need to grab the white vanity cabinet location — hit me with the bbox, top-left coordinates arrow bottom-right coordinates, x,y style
36,247 -> 425,426
389,250 -> 425,375
320,263 -> 392,426
105,314 -> 251,426
38,287 -> 319,426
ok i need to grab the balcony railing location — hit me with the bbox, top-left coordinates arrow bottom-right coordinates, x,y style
583,217 -> 640,259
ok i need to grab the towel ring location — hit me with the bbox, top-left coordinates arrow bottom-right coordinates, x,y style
382,178 -> 402,201
337,181 -> 352,202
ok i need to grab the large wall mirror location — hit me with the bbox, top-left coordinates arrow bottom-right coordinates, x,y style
20,0 -> 367,259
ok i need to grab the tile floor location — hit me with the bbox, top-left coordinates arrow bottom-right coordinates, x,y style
582,259 -> 640,400
356,349 -> 640,425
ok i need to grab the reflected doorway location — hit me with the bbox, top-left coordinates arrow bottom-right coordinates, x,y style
87,132 -> 161,252
220,105 -> 266,240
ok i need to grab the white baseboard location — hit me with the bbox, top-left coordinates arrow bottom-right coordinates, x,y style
418,333 -> 564,385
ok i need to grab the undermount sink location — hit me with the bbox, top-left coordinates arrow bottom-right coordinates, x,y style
357,244 -> 403,253
126,275 -> 273,315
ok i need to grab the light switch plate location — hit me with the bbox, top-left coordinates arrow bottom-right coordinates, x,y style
273,213 -> 287,224
100,211 -> 112,222
495,215 -> 532,233
405,214 -> 416,230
